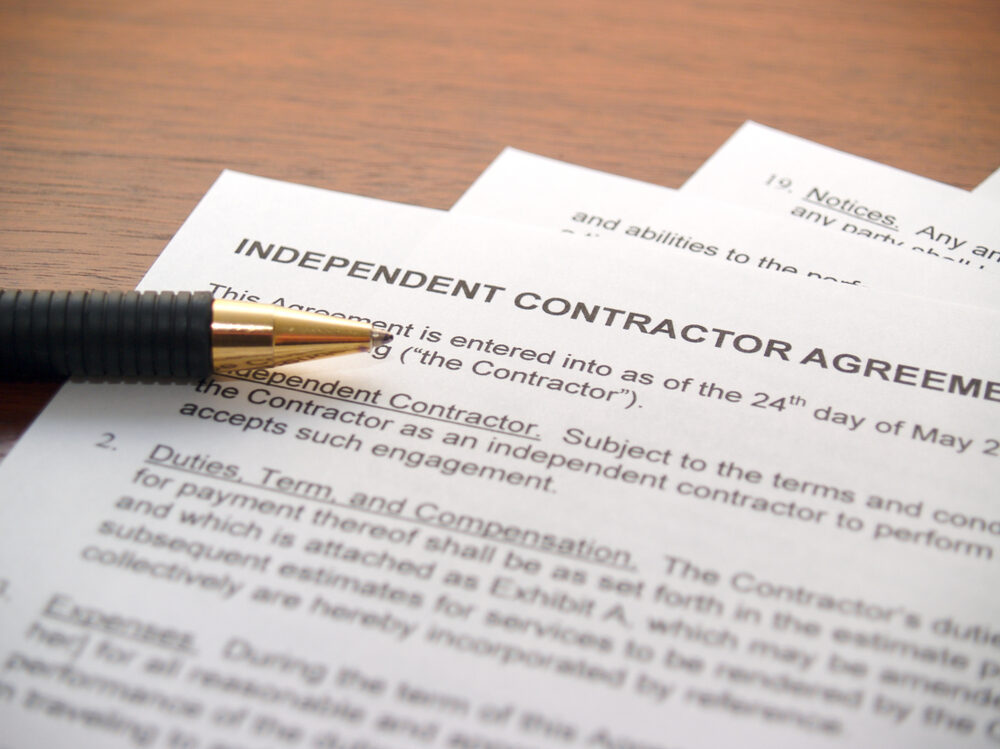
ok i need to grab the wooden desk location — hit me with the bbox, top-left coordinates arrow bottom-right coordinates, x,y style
2,0 -> 998,460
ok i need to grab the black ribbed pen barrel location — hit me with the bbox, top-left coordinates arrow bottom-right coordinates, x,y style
0,290 -> 214,379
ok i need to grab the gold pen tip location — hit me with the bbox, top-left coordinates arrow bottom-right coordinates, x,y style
371,330 -> 393,348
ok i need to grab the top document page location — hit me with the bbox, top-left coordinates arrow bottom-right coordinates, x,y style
682,122 -> 1000,274
0,171 -> 998,749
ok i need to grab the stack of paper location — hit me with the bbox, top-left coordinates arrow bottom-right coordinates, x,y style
1,123 -> 997,749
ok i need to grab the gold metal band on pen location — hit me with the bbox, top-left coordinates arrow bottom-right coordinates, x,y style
210,300 -> 383,371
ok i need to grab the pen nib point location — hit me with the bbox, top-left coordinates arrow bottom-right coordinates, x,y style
371,330 -> 393,348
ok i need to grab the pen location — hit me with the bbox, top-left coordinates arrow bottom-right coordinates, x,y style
0,290 -> 393,380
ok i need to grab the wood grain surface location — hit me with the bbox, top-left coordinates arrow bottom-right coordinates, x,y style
2,0 -> 998,461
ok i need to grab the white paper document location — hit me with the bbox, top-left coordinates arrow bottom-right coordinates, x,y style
451,148 -> 999,310
681,122 -> 1000,275
2,171 -> 999,749
974,168 -> 1000,200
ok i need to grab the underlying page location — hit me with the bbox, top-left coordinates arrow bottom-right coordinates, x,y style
1,175 -> 998,749
451,149 -> 999,310
974,168 -> 1000,199
681,122 -> 1000,274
